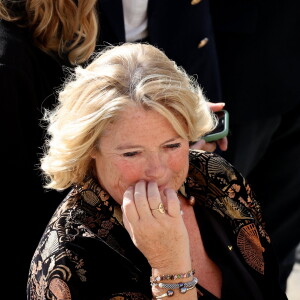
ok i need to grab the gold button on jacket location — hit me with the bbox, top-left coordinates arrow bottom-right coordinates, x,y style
198,37 -> 209,48
191,0 -> 202,5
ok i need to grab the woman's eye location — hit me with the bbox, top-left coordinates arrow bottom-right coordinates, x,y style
123,151 -> 139,157
165,143 -> 181,149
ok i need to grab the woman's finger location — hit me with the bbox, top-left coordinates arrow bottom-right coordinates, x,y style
216,137 -> 228,151
134,180 -> 153,218
147,181 -> 166,217
207,101 -> 225,112
164,188 -> 181,217
193,140 -> 217,152
122,186 -> 139,224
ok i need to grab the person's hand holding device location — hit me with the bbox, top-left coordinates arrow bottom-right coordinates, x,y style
190,102 -> 229,152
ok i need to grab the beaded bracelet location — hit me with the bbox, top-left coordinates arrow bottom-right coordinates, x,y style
152,276 -> 198,289
155,285 -> 197,299
150,269 -> 195,283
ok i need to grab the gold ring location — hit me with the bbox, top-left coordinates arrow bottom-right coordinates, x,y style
151,202 -> 165,214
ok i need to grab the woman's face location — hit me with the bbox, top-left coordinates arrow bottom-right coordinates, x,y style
92,107 -> 190,204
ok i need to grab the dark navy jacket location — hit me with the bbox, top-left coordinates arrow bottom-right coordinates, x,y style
96,0 -> 222,102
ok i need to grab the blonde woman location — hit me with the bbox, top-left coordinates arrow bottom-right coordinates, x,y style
27,43 -> 287,300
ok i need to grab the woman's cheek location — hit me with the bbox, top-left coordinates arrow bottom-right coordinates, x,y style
171,150 -> 189,187
117,160 -> 145,186
169,148 -> 189,171
105,160 -> 142,205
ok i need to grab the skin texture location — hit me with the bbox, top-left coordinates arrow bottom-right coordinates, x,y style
92,107 -> 190,205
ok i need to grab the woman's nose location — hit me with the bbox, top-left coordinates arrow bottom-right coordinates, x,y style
144,152 -> 166,180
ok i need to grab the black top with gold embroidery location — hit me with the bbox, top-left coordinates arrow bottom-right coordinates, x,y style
27,151 -> 287,300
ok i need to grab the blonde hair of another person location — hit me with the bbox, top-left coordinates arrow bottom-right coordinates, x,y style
0,0 -> 98,65
41,43 -> 217,190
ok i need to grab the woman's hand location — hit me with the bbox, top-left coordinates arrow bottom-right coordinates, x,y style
122,180 -> 191,272
191,102 -> 228,152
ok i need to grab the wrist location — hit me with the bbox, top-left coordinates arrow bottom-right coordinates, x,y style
151,260 -> 192,279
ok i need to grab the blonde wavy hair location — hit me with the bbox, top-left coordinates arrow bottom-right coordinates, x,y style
0,0 -> 98,64
41,43 -> 217,190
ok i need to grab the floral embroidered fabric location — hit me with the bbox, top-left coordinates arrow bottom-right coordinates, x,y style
27,151 -> 286,300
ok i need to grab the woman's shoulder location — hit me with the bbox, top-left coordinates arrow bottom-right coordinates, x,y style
27,190 -> 152,299
187,150 -> 269,240
188,149 -> 253,204
188,149 -> 232,165
188,149 -> 240,181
